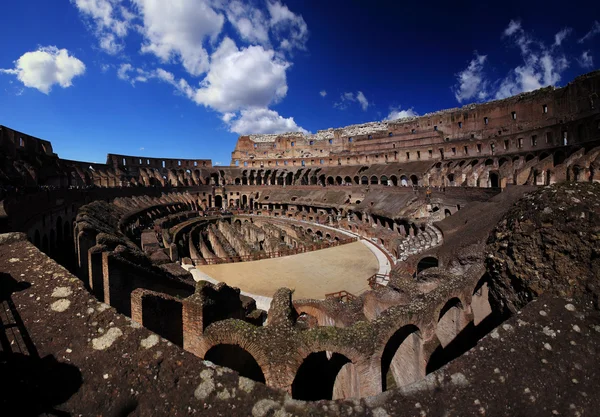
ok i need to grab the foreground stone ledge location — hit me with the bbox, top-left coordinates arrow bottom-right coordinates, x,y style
2,234 -> 599,416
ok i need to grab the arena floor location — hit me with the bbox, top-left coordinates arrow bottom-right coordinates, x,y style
196,241 -> 379,300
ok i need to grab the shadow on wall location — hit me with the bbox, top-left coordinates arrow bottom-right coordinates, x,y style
0,272 -> 83,416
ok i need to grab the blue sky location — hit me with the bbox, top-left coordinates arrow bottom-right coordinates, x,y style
0,0 -> 598,165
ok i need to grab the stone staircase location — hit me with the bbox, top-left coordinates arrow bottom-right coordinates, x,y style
396,224 -> 443,261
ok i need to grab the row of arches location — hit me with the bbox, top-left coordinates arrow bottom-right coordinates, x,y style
200,274 -> 498,400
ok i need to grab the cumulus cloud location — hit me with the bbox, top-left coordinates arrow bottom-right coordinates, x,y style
78,0 -> 310,136
222,1 -> 270,46
385,106 -> 418,121
267,0 -> 309,52
133,0 -> 224,76
452,53 -> 488,103
452,21 -> 572,103
192,37 -> 289,112
0,46 -> 86,94
578,21 -> 600,43
334,91 -> 370,111
71,0 -> 132,54
495,21 -> 569,99
578,51 -> 594,68
227,108 -> 307,135
319,90 -> 327,97
553,28 -> 572,47
356,91 -> 369,111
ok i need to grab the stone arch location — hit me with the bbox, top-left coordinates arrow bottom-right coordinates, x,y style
400,175 -> 409,187
435,297 -> 469,348
380,325 -> 424,391
335,176 -> 343,185
344,176 -> 353,184
204,344 -> 266,383
444,208 -> 451,217
389,175 -> 398,186
361,176 -> 369,185
327,176 -> 335,186
410,175 -> 419,186
214,195 -> 223,208
291,351 -> 355,400
416,256 -> 438,274
472,274 -> 493,326
380,175 -> 388,185
370,175 -> 378,185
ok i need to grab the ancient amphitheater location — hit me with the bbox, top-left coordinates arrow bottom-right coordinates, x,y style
0,71 -> 599,416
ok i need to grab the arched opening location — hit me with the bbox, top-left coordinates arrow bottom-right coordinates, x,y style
436,298 -> 468,349
380,175 -> 388,186
525,154 -> 535,162
242,195 -> 248,208
361,176 -> 368,185
400,175 -> 408,187
444,209 -> 451,217
335,176 -> 343,185
416,256 -> 438,274
234,178 -> 241,185
381,325 -> 424,391
410,175 -> 418,186
327,176 -> 334,186
472,274 -> 492,326
292,352 -> 353,400
390,175 -> 398,186
344,176 -> 352,184
204,344 -> 265,383
489,172 -> 499,188
499,158 -> 508,167
370,175 -> 378,185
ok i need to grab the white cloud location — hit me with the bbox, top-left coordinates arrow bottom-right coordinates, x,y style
385,107 -> 418,121
553,28 -> 572,47
0,46 -> 86,94
222,1 -> 270,46
117,63 -> 133,80
578,21 -> 600,43
452,53 -> 488,103
192,37 -> 289,112
133,0 -> 225,76
227,108 -> 307,135
319,90 -> 327,97
71,0 -> 131,54
503,20 -> 521,37
334,91 -> 369,111
267,0 -> 309,52
495,21 -> 569,99
356,91 -> 369,111
578,51 -> 594,68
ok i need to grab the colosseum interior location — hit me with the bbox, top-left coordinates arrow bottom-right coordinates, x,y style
0,70 -> 599,416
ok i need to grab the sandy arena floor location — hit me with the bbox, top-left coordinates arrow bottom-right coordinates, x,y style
196,241 -> 379,300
